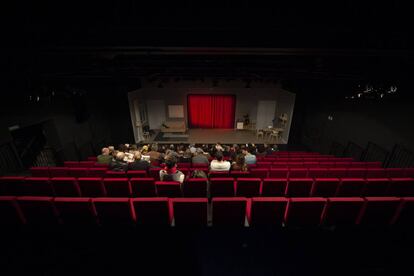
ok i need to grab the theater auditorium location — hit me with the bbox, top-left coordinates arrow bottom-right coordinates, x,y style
1,2 -> 414,275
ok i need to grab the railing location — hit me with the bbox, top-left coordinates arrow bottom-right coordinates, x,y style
385,144 -> 414,168
361,142 -> 389,166
0,142 -> 23,175
343,141 -> 364,161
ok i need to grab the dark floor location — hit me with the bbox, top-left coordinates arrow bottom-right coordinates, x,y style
1,226 -> 413,275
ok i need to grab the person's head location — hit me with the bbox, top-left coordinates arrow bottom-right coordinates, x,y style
165,155 -> 178,169
141,145 -> 149,153
101,147 -> 110,155
196,148 -> 204,155
215,151 -> 223,162
241,146 -> 249,155
134,151 -> 142,161
118,144 -> 128,152
150,144 -> 158,152
108,146 -> 115,153
235,154 -> 246,166
116,151 -> 125,161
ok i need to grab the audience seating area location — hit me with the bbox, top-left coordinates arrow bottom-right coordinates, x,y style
1,196 -> 413,227
1,151 -> 412,227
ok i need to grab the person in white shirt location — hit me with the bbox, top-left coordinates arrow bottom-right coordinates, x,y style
210,151 -> 231,172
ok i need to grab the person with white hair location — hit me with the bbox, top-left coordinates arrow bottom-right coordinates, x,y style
109,151 -> 128,172
128,151 -> 150,171
97,147 -> 113,164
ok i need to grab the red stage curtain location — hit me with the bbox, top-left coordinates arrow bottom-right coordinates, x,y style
188,95 -> 236,129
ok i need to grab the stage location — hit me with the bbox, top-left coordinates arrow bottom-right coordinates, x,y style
150,129 -> 287,144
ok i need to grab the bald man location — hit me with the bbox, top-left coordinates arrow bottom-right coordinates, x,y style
97,147 -> 113,164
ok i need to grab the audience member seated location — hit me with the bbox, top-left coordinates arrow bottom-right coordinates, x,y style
109,152 -> 128,172
180,148 -> 193,163
128,152 -> 150,171
242,146 -> 257,165
231,154 -> 248,171
159,156 -> 185,183
192,148 -> 210,165
97,147 -> 113,164
148,144 -> 163,164
210,151 -> 231,172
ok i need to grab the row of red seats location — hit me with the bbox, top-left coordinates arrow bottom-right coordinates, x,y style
256,161 -> 381,168
1,196 -> 413,227
2,176 -> 414,198
30,166 -> 414,180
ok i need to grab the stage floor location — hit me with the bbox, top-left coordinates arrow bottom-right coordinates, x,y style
150,129 -> 287,144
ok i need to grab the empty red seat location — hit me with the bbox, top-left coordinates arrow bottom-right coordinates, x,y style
388,178 -> 414,196
286,178 -> 313,197
79,161 -> 95,168
230,171 -> 251,179
287,162 -> 304,168
126,170 -> 147,178
311,178 -> 340,197
272,162 -> 288,168
0,176 -> 25,196
23,177 -> 54,196
51,177 -> 80,197
30,167 -> 49,177
269,169 -> 289,178
326,168 -> 347,178
155,181 -> 182,197
248,197 -> 288,227
78,178 -> 105,197
318,162 -> 335,168
256,162 -> 272,169
103,178 -> 131,197
308,168 -> 328,178
385,168 -> 405,178
236,178 -> 261,197
365,168 -> 386,178
393,197 -> 414,226
54,198 -> 97,225
0,196 -> 25,226
93,198 -> 133,226
210,178 -> 235,197
94,163 -> 109,168
17,196 -> 59,225
334,162 -> 351,168
289,168 -> 308,178
183,178 -> 208,197
336,178 -> 365,197
347,168 -> 366,178
87,157 -> 98,162
350,162 -> 367,168
362,178 -> 390,196
303,162 -> 319,168
88,168 -> 107,178
284,198 -> 326,226
192,163 -> 209,169
322,198 -> 364,226
64,161 -> 80,168
105,171 -> 126,178
49,167 -> 69,177
261,179 -> 287,196
172,198 -> 208,227
249,168 -> 268,179
212,197 -> 247,226
132,198 -> 171,226
68,168 -> 89,178
130,178 -> 156,197
357,197 -> 400,226
149,168 -> 162,181
209,171 -> 229,178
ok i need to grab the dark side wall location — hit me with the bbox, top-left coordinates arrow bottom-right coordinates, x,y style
294,98 -> 414,155
0,89 -> 134,162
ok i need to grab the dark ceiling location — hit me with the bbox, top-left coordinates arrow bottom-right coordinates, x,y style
4,1 -> 414,97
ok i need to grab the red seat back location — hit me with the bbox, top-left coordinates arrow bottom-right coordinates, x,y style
269,169 -> 288,178
126,170 -> 148,178
322,198 -> 364,226
388,178 -> 414,196
357,197 -> 400,225
88,168 -> 107,178
130,178 -> 156,197
23,177 -> 54,196
210,178 -> 235,197
17,196 -> 59,225
0,196 -> 25,226
93,198 -> 133,226
103,178 -> 131,197
78,178 -> 105,197
68,168 -> 89,178
289,168 -> 308,178
249,168 -> 268,179
54,198 -> 97,225
172,198 -> 208,227
212,197 -> 247,226
362,178 -> 390,196
249,197 -> 287,227
336,178 -> 365,197
286,178 -> 313,197
183,178 -> 208,197
261,179 -> 287,197
51,177 -> 80,197
132,198 -> 171,226
311,178 -> 340,197
155,181 -> 182,197
30,167 -> 49,177
285,198 -> 326,226
49,167 -> 69,177
235,178 -> 261,197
